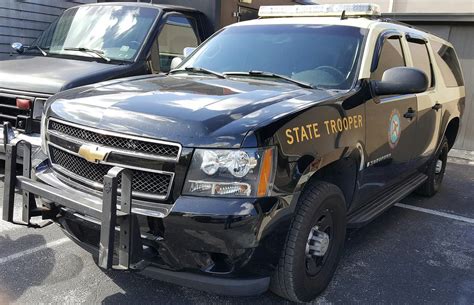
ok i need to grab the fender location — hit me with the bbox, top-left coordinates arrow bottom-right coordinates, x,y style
266,91 -> 366,209
436,95 -> 464,152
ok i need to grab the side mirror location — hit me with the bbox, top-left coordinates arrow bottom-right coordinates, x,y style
170,57 -> 183,70
372,67 -> 428,96
183,47 -> 196,58
11,42 -> 25,54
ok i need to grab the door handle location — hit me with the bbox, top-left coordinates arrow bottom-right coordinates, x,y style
432,103 -> 442,111
403,108 -> 416,120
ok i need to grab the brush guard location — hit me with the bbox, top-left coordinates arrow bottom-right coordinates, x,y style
2,136 -> 137,270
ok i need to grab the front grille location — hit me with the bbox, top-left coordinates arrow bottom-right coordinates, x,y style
50,146 -> 173,200
0,95 -> 31,129
49,120 -> 180,159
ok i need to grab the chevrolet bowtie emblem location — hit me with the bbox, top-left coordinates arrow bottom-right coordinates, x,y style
78,144 -> 111,163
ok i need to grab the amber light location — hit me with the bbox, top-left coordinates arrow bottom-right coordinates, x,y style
16,98 -> 32,110
257,148 -> 274,197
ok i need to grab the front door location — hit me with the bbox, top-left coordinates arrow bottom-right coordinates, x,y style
151,13 -> 200,73
360,34 -> 418,202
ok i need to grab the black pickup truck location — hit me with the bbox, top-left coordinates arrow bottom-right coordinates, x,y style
0,2 -> 212,155
2,4 -> 465,303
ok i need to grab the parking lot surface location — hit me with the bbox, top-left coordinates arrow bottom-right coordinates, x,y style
0,161 -> 473,305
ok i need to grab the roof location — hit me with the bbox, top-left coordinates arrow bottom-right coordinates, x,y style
229,17 -> 377,29
228,16 -> 452,47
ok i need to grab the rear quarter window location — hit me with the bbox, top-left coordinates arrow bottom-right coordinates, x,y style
431,41 -> 464,87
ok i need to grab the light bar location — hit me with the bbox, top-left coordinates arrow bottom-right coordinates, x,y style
258,3 -> 381,18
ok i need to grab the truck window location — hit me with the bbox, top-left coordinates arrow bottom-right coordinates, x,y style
33,5 -> 159,61
158,15 -> 199,72
430,41 -> 464,87
182,25 -> 367,90
371,37 -> 405,81
408,41 -> 433,87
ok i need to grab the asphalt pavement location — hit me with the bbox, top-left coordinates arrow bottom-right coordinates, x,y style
0,161 -> 473,305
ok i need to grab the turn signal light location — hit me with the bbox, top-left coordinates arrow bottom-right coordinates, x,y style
257,148 -> 274,197
16,98 -> 32,110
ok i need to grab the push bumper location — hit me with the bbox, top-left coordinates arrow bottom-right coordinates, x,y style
2,140 -> 281,296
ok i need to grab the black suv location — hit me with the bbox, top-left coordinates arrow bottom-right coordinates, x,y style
2,4 -> 465,303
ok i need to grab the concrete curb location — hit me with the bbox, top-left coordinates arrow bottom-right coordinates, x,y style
448,149 -> 474,165
449,149 -> 474,161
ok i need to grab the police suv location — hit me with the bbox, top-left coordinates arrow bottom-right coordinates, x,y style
2,4 -> 465,303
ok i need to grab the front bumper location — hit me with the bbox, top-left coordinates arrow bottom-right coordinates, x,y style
2,140 -> 291,296
0,123 -> 42,161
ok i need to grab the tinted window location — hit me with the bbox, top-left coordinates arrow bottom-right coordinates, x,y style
182,25 -> 367,90
431,41 -> 464,87
158,15 -> 199,72
408,41 -> 433,87
371,37 -> 405,81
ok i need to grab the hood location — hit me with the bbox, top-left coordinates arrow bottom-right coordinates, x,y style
0,55 -> 132,94
48,75 -> 338,148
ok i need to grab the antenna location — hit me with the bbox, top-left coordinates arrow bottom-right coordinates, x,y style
341,10 -> 347,20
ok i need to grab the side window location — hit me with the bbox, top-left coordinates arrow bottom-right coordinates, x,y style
157,15 -> 199,72
431,41 -> 464,87
407,40 -> 434,88
371,37 -> 405,81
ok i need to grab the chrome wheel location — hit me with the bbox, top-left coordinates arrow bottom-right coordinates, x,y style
435,159 -> 443,174
305,210 -> 333,277
434,143 -> 448,187
306,226 -> 330,257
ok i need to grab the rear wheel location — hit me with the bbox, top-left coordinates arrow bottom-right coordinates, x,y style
270,181 -> 346,303
416,136 -> 449,197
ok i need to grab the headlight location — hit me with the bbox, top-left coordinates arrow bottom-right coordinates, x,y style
183,147 -> 276,197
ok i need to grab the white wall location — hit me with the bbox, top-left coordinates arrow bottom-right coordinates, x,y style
316,0 -> 474,13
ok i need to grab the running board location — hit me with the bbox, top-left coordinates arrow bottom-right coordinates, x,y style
347,173 -> 428,227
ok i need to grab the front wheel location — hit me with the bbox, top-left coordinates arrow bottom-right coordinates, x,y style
416,136 -> 449,197
270,181 -> 346,303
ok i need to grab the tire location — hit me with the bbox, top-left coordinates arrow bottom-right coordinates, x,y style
270,181 -> 346,303
416,136 -> 449,197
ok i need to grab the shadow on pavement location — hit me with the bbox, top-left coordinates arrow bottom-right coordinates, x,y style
99,269 -> 292,305
0,234 -> 54,303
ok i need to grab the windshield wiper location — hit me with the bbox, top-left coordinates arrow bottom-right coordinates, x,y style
64,47 -> 111,62
169,67 -> 226,79
28,45 -> 48,56
224,71 -> 315,89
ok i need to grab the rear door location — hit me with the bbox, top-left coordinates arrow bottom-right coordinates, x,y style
361,32 -> 418,201
405,33 -> 441,167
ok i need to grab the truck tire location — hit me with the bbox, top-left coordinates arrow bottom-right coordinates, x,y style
270,181 -> 346,303
416,136 -> 449,197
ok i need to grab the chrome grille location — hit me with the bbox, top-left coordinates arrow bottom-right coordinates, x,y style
48,119 -> 180,159
50,146 -> 173,200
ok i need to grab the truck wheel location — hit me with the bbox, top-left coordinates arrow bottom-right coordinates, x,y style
416,136 -> 449,197
270,181 -> 346,303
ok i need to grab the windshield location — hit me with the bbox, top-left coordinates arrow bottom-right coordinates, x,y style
181,24 -> 367,89
32,5 -> 159,61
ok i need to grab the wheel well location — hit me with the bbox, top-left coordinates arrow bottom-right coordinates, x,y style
445,118 -> 460,150
309,156 -> 358,209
